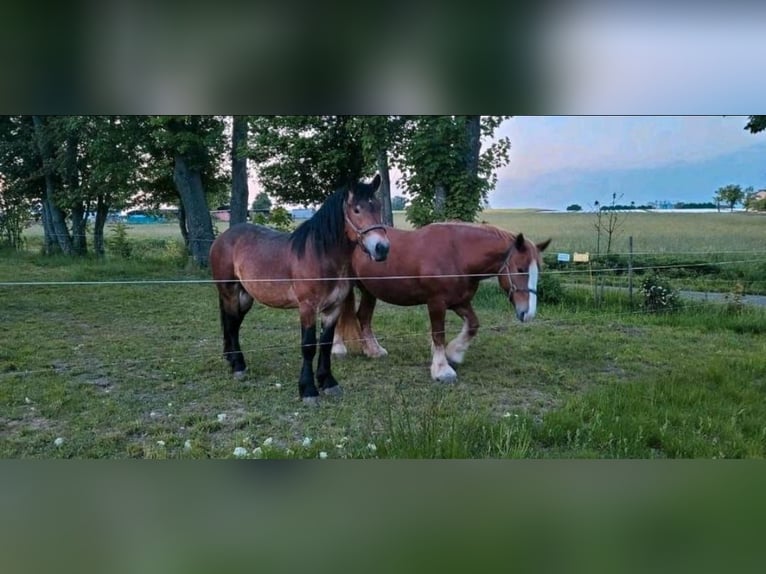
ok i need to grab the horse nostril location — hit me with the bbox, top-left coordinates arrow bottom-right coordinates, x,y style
375,242 -> 389,261
517,310 -> 526,322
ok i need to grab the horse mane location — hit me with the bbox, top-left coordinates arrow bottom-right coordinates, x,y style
290,179 -> 377,259
431,220 -> 515,242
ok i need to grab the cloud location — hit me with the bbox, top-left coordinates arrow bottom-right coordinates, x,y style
497,116 -> 759,183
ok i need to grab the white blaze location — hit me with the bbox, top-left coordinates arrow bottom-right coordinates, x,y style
526,261 -> 539,321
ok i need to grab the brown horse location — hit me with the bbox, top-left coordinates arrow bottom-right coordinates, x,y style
332,222 -> 550,383
209,175 -> 390,404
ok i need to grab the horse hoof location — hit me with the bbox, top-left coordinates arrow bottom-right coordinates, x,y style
331,343 -> 348,358
233,370 -> 247,380
434,372 -> 458,384
302,396 -> 320,407
322,385 -> 343,398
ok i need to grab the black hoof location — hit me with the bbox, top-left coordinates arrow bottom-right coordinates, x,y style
302,396 -> 320,407
233,369 -> 247,380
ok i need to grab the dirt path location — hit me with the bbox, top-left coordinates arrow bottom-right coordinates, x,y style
565,285 -> 766,307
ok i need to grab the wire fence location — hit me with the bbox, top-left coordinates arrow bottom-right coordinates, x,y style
2,247 -> 764,381
0,291 -> 758,382
1,256 -> 765,287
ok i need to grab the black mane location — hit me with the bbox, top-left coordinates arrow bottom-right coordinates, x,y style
290,179 -> 377,259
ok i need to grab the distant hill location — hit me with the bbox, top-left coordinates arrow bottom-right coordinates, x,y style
494,141 -> 766,210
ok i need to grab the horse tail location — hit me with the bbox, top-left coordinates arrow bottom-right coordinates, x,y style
335,286 -> 363,354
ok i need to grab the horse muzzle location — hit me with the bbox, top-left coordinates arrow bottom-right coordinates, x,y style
364,237 -> 390,261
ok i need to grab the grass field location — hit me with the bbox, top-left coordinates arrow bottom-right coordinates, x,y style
2,212 -> 765,458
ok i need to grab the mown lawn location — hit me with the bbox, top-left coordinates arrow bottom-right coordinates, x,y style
2,245 -> 764,459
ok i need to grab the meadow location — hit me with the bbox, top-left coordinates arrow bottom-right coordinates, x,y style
1,210 -> 765,459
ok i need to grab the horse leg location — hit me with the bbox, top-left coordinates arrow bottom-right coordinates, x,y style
331,288 -> 357,357
218,283 -> 253,377
357,285 -> 388,358
446,303 -> 480,367
298,304 -> 321,405
317,309 -> 343,398
428,301 -> 457,383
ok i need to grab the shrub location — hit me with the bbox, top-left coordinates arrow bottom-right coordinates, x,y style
640,274 -> 681,313
538,272 -> 564,304
107,222 -> 132,258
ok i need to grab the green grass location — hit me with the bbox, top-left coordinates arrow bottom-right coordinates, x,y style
2,241 -> 765,459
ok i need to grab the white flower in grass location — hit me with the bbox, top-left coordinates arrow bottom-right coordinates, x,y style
286,448 -> 294,456
150,411 -> 159,418
25,397 -> 32,404
275,383 -> 282,389
54,437 -> 65,447
253,447 -> 263,459
156,440 -> 166,447
302,437 -> 312,447
503,412 -> 512,418
319,451 -> 328,459
184,440 -> 192,450
263,437 -> 273,447
367,443 -> 377,452
217,413 -> 227,422
233,446 -> 248,458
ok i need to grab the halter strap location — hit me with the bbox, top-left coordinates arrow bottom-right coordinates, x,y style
344,213 -> 387,239
500,244 -> 538,297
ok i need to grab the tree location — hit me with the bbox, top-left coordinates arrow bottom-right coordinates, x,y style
592,193 -> 627,256
147,116 -> 227,266
353,116 -> 406,226
248,116 -> 369,206
32,115 -> 74,255
0,116 -> 44,250
744,189 -> 766,211
566,204 -> 582,212
745,116 -> 766,133
229,115 -> 249,226
252,192 -> 272,213
714,184 -> 745,212
395,116 -> 510,227
391,196 -> 407,210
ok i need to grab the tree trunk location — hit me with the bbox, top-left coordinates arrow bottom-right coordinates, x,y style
70,202 -> 88,255
463,115 -> 482,219
93,194 -> 109,257
32,115 -> 73,255
464,115 -> 481,179
177,202 -> 189,248
173,154 -> 215,267
376,148 -> 393,226
40,200 -> 61,255
229,115 -> 249,226
434,183 -> 447,221
65,132 -> 88,255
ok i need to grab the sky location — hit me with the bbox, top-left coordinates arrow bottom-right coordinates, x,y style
489,116 -> 766,210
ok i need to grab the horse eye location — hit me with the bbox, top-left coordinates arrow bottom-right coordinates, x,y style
354,206 -> 361,214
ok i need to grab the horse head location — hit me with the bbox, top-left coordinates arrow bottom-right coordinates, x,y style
498,233 -> 551,322
344,173 -> 390,262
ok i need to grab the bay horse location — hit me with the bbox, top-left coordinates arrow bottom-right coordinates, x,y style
209,174 -> 390,404
332,222 -> 550,383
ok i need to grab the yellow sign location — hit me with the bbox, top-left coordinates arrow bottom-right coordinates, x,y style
573,252 -> 590,263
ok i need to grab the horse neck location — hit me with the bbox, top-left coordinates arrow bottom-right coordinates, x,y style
468,229 -> 515,275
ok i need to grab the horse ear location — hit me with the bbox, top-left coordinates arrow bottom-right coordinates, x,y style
371,173 -> 381,192
536,238 -> 552,252
514,233 -> 526,251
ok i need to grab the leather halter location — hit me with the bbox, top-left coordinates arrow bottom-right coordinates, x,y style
500,244 -> 538,298
344,211 -> 387,241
